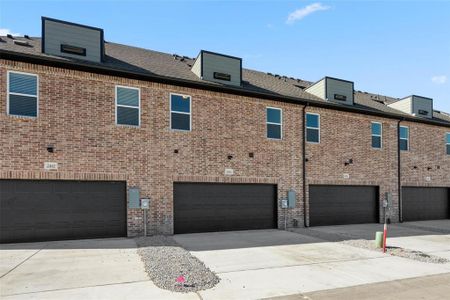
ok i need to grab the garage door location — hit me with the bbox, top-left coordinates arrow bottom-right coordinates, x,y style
0,180 -> 126,243
402,187 -> 449,221
174,183 -> 277,234
309,185 -> 379,226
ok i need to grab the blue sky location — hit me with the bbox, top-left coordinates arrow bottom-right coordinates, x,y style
1,0 -> 449,112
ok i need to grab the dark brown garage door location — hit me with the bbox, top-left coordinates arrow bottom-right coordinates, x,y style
309,185 -> 379,226
0,180 -> 126,243
174,183 -> 277,234
402,187 -> 449,221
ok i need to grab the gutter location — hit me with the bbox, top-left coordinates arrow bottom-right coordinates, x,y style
2,50 -> 450,128
302,104 -> 308,227
397,119 -> 403,222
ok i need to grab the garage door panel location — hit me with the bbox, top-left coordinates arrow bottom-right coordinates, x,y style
402,187 -> 449,221
174,183 -> 276,234
309,185 -> 378,226
0,180 -> 126,243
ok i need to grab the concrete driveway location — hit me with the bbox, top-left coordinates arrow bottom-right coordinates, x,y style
0,238 -> 197,300
174,221 -> 450,300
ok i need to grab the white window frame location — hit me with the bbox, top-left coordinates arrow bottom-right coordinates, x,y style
7,70 -> 39,118
400,125 -> 409,151
115,85 -> 141,127
446,132 -> 450,155
266,106 -> 283,140
170,92 -> 192,132
371,121 -> 382,149
306,112 -> 320,144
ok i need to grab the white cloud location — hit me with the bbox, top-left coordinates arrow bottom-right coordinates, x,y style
0,28 -> 21,36
431,75 -> 447,85
286,2 -> 330,24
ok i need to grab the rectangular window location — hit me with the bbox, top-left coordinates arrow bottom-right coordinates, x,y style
7,71 -> 38,117
266,107 -> 282,139
446,133 -> 450,155
116,86 -> 140,126
170,93 -> 191,131
306,113 -> 320,143
371,122 -> 382,149
399,126 -> 409,151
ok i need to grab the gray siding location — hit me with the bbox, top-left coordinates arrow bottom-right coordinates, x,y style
388,97 -> 412,114
199,52 -> 241,86
305,78 -> 325,99
43,19 -> 102,62
325,78 -> 354,105
412,96 -> 433,119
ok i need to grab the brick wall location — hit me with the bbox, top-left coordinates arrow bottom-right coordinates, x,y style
1,59 -> 449,235
304,107 -> 400,223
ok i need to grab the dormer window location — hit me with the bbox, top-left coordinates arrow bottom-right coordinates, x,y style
191,50 -> 242,87
305,77 -> 354,106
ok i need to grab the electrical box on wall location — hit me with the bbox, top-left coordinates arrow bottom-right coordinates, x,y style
128,187 -> 140,209
141,198 -> 150,209
288,190 -> 296,208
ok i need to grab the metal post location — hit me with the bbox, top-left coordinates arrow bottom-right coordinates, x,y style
144,210 -> 147,237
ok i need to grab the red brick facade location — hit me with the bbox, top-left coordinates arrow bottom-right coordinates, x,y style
1,60 -> 449,235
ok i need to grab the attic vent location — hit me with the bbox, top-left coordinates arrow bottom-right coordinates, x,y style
13,40 -> 32,47
418,109 -> 429,116
7,34 -> 13,39
60,44 -> 86,56
214,72 -> 231,81
294,84 -> 306,90
334,94 -> 347,101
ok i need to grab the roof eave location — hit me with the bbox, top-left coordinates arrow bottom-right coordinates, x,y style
1,49 -> 449,128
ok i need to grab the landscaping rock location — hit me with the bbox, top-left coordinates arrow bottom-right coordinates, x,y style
135,236 -> 220,293
341,239 -> 449,264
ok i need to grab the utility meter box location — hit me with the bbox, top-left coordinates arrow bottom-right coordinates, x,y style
384,192 -> 392,208
287,190 -> 296,208
141,198 -> 150,210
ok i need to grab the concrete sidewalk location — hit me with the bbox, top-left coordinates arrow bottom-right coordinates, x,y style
175,224 -> 450,300
0,238 -> 197,300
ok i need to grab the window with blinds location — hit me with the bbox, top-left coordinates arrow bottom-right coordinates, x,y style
115,86 -> 140,126
8,71 -> 38,117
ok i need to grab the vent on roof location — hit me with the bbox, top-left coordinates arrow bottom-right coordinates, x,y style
305,76 -> 354,105
6,34 -> 14,39
42,16 -> 104,62
13,40 -> 32,47
60,44 -> 86,56
191,50 -> 242,87
294,84 -> 306,90
24,35 -> 31,39
387,95 -> 433,119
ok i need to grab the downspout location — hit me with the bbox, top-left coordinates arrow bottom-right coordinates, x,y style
302,104 -> 308,227
397,119 -> 403,222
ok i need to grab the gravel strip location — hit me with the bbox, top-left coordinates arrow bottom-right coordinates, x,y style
135,236 -> 220,293
341,239 -> 449,264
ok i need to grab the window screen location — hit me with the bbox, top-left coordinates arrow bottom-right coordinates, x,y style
371,122 -> 382,149
171,94 -> 191,131
8,72 -> 38,117
266,107 -> 282,139
116,86 -> 140,126
399,126 -> 409,151
306,113 -> 320,143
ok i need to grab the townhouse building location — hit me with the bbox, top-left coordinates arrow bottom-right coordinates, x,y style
1,17 -> 449,243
